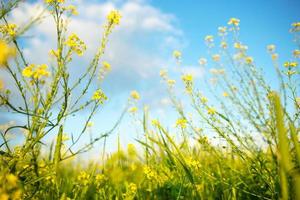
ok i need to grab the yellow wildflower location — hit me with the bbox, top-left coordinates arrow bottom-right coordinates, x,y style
205,35 -> 214,42
87,122 -> 94,127
33,64 -> 50,79
151,119 -> 160,127
293,49 -> 300,58
284,61 -> 298,68
245,56 -> 253,64
102,61 -> 111,71
65,5 -> 78,15
207,107 -> 216,115
6,174 -> 18,187
173,50 -> 182,59
222,92 -> 229,97
267,44 -> 276,52
0,24 -> 17,37
107,10 -> 121,26
92,89 -> 107,104
296,97 -> 300,107
65,33 -> 86,56
22,64 -> 34,78
176,118 -> 187,129
167,79 -> 176,86
198,58 -> 207,65
200,96 -> 208,104
228,18 -> 240,26
212,54 -> 220,62
291,22 -> 300,32
181,74 -> 193,92
0,80 -> 4,90
128,106 -> 138,113
130,90 -> 140,100
271,53 -> 278,60
0,194 -> 9,200
218,26 -> 227,34
159,69 -> 168,78
220,41 -> 227,49
0,40 -> 16,66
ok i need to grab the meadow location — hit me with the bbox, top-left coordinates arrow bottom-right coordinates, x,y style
0,0 -> 300,199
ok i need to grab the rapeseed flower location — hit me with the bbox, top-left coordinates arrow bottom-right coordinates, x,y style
0,40 -> 16,66
176,118 -> 187,129
228,18 -> 240,26
92,89 -> 107,104
107,10 -> 121,26
130,90 -> 140,100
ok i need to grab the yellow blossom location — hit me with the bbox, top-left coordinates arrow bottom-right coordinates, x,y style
284,61 -> 298,68
0,24 -> 17,37
207,107 -> 216,115
65,5 -> 78,15
102,61 -> 111,71
293,49 -> 300,58
198,58 -> 207,65
222,92 -> 229,97
212,54 -> 221,62
245,56 -> 253,64
107,10 -> 121,26
22,64 -> 34,78
159,69 -> 168,77
65,33 -> 86,56
130,90 -> 140,100
228,18 -> 240,26
271,53 -> 278,60
173,50 -> 182,59
218,26 -> 227,34
200,96 -> 208,104
128,106 -> 138,113
87,122 -> 94,127
167,79 -> 176,86
0,80 -> 4,90
151,119 -> 160,127
176,118 -> 187,129
267,44 -> 276,52
92,89 -> 108,104
220,41 -> 227,49
6,174 -> 18,187
296,97 -> 300,107
205,35 -> 214,42
0,40 -> 16,66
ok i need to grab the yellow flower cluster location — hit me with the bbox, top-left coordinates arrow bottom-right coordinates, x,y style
245,56 -> 253,64
128,106 -> 138,113
0,173 -> 22,200
205,35 -> 214,43
175,118 -> 187,129
92,89 -> 107,104
291,22 -> 300,32
228,18 -> 240,26
173,50 -> 182,60
107,10 -> 121,26
207,107 -> 216,115
45,0 -> 65,4
77,171 -> 90,186
0,24 -> 17,37
0,40 -> 15,66
293,49 -> 300,58
212,54 -> 220,62
0,80 -> 4,90
130,90 -> 140,100
64,5 -> 78,15
22,64 -> 50,79
182,74 -> 194,93
65,33 -> 86,56
143,166 -> 158,181
284,61 -> 298,68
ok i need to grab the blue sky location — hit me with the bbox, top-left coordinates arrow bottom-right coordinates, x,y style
2,0 -> 300,157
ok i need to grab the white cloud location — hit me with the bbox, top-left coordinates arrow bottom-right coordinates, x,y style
8,0 -> 185,95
